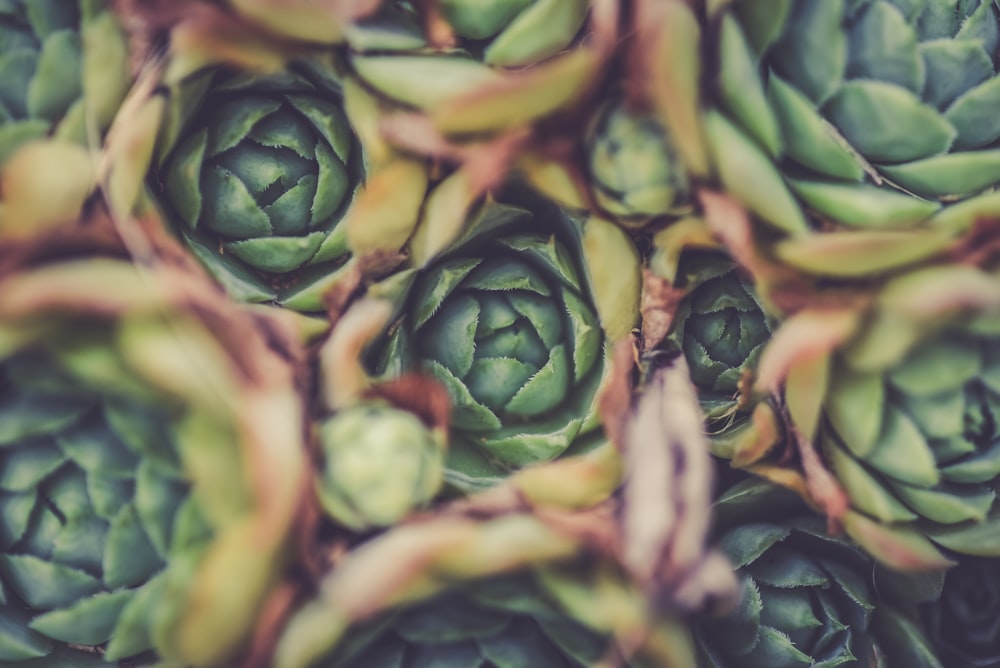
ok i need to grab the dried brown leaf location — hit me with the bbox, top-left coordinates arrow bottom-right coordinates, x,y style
639,268 -> 687,352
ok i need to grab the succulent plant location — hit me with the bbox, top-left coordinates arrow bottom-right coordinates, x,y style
665,252 -> 771,432
923,556 -> 1000,668
582,97 -> 690,225
314,403 -> 445,530
151,61 -> 364,311
703,0 -> 1000,232
697,478 -> 943,668
0,251 -> 305,667
365,195 -> 639,490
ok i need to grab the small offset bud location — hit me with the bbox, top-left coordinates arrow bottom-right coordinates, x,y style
315,404 -> 445,530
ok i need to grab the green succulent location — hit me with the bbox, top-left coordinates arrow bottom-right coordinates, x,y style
764,263 -> 1000,568
313,572 -> 633,668
697,478 -> 942,668
666,252 -> 771,432
705,0 -> 1000,233
0,0 -> 127,163
922,556 -> 1000,668
823,324 -> 1000,558
0,256 -> 306,667
0,349 -> 201,665
154,62 -> 363,311
367,198 -> 625,490
347,0 -> 589,67
273,512 -> 692,668
584,98 -> 690,225
314,403 -> 445,530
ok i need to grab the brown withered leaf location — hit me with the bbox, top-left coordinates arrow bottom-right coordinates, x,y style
620,352 -> 738,614
364,373 -> 452,438
776,397 -> 849,534
597,335 -> 639,454
113,0 -> 307,74
321,249 -> 406,325
947,217 -> 1000,269
640,268 -> 687,352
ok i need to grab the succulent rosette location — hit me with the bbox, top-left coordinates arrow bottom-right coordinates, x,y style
579,97 -> 690,225
756,262 -> 1000,569
0,0 -> 129,233
662,252 -> 772,438
922,556 -> 1000,668
148,60 -> 364,312
0,0 -> 127,161
0,248 -> 305,666
697,478 -> 942,668
364,194 -> 639,490
314,402 -> 445,530
273,511 -> 694,668
700,0 -> 1000,234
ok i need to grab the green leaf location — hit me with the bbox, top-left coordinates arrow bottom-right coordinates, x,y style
942,442 -> 1000,484
418,293 -> 479,379
0,394 -> 89,446
351,55 -> 501,110
413,259 -> 481,330
770,0 -> 847,105
758,587 -> 821,632
135,461 -> 187,557
163,129 -> 208,230
51,515 -> 107,575
865,406 -> 939,487
204,96 -> 282,157
0,49 -> 37,119
224,232 -> 326,273
823,80 -> 956,162
768,75 -> 864,181
561,290 -> 601,383
880,149 -> 1000,199
464,258 -> 551,296
705,111 -> 807,234
719,524 -> 790,569
103,575 -> 163,660
506,344 -> 569,416
0,439 -> 64,492
26,30 -> 81,122
263,174 -> 318,236
0,554 -> 102,608
395,595 -> 507,643
479,618 -> 570,667
787,178 -> 939,228
826,367 -> 883,457
29,589 -> 132,645
245,107 -> 315,159
0,605 -> 52,661
845,1 -> 923,93
718,14 -> 781,157
945,76 -> 1000,149
747,544 -> 829,588
102,502 -> 164,589
888,338 -> 979,396
200,166 -> 273,240
56,412 -> 138,477
465,357 -> 536,413
0,491 -> 36,548
288,94 -> 354,164
822,433 -> 918,523
925,513 -> 1000,556
744,625 -> 813,666
482,0 -> 588,67
423,360 -> 501,432
920,39 -> 993,109
310,139 -> 350,226
888,480 -> 995,524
